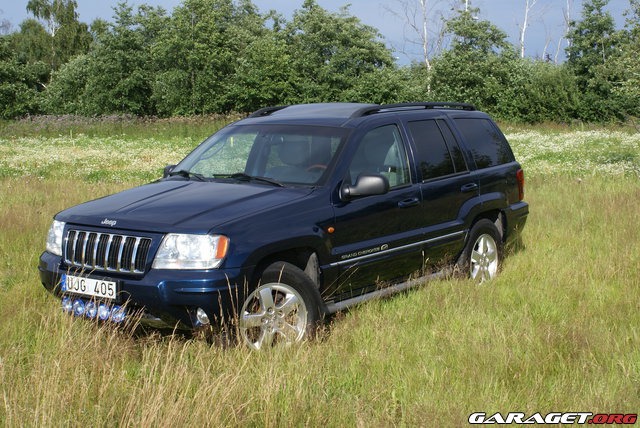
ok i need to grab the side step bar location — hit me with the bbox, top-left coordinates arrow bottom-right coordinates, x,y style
325,270 -> 448,314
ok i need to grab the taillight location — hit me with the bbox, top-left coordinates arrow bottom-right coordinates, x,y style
516,169 -> 525,201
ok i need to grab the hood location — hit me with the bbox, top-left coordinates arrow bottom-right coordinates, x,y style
57,180 -> 314,233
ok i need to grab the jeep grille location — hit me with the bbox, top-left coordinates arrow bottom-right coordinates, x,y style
64,230 -> 152,274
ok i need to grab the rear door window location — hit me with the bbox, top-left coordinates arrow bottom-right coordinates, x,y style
436,119 -> 467,173
454,118 -> 514,169
407,119 -> 467,181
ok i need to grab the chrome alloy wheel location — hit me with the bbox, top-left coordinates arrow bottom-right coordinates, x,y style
470,233 -> 498,283
239,283 -> 309,350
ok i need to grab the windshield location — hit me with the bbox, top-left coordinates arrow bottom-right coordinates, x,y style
173,124 -> 350,185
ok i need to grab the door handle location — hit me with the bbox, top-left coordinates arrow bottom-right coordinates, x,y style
398,197 -> 420,208
460,183 -> 478,193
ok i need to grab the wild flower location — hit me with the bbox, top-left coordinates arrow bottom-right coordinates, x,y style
1,129 -> 638,182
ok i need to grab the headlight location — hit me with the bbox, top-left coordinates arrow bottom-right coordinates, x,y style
46,220 -> 65,256
152,234 -> 229,270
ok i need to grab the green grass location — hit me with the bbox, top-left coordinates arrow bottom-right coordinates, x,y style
0,123 -> 639,426
2,119 -> 638,182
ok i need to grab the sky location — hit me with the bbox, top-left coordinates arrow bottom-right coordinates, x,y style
0,0 -> 631,64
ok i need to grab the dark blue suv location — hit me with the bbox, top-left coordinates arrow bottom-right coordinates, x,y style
39,102 -> 528,349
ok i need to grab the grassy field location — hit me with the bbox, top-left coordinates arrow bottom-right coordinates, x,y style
0,118 -> 639,426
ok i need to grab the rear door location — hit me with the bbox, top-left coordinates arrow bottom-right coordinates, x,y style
328,123 -> 424,298
453,118 -> 520,204
405,118 -> 478,267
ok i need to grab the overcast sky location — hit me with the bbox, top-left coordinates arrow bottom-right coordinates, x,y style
0,0 -> 631,64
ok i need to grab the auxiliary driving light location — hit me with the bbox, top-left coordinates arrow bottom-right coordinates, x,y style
196,307 -> 210,326
85,301 -> 98,319
72,299 -> 86,316
98,303 -> 111,321
111,306 -> 126,323
61,297 -> 73,313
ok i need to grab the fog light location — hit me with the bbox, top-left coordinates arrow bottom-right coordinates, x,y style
72,299 -> 85,316
196,307 -> 210,325
85,301 -> 98,319
98,303 -> 111,321
111,306 -> 126,323
62,297 -> 73,313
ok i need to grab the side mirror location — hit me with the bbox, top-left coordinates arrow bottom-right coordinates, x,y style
163,164 -> 176,178
340,174 -> 390,201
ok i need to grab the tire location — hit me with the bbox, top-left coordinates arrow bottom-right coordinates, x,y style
238,262 -> 322,350
457,219 -> 502,283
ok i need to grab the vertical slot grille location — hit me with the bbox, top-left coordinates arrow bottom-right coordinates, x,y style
64,230 -> 152,274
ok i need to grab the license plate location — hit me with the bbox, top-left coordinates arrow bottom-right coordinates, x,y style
61,274 -> 117,300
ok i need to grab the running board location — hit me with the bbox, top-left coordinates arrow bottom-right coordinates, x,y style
325,270 -> 447,314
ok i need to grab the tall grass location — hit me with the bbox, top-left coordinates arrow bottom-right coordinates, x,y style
0,125 -> 639,426
0,114 -> 240,140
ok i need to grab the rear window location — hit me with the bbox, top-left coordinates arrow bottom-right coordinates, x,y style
454,118 -> 514,168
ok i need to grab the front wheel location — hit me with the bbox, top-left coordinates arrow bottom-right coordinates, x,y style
239,262 -> 322,350
457,219 -> 502,283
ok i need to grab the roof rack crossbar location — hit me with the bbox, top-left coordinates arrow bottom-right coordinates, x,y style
248,105 -> 289,118
350,102 -> 476,118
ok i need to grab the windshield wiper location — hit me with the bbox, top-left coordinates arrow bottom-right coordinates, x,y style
229,173 -> 284,187
168,169 -> 207,182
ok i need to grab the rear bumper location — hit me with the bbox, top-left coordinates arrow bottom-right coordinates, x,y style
38,251 -> 253,329
504,201 -> 529,242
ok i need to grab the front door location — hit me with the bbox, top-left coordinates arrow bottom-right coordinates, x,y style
328,124 -> 424,299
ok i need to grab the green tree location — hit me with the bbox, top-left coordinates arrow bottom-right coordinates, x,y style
445,7 -> 511,54
226,35 -> 296,112
566,0 -> 618,84
25,0 -> 91,70
283,0 -> 395,103
566,0 -> 623,120
151,0 -> 263,115
45,3 -> 164,115
502,60 -> 582,123
83,4 -> 164,115
430,7 -> 520,117
0,36 -> 48,118
42,53 -> 90,114
10,19 -> 51,64
604,0 -> 640,117
341,66 -> 411,105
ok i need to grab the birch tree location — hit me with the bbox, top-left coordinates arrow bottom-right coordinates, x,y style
554,0 -> 574,63
385,0 -> 449,70
25,0 -> 90,69
518,0 -> 538,58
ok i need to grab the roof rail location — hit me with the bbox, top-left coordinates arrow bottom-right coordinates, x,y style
248,105 -> 289,118
350,102 -> 476,118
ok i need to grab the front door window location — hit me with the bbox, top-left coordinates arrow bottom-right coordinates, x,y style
347,124 -> 410,188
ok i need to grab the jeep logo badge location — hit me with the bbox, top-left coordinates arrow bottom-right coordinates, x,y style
101,218 -> 117,227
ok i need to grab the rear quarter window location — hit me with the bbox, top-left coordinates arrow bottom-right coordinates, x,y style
454,118 -> 514,169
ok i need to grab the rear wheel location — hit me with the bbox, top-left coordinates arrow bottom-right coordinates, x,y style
239,262 -> 322,350
457,219 -> 502,283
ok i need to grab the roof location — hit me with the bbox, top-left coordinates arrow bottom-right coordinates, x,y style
237,102 -> 480,127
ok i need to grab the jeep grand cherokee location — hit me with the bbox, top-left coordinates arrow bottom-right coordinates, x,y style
39,102 -> 528,349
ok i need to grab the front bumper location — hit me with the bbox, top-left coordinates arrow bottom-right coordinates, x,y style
39,251 -> 253,329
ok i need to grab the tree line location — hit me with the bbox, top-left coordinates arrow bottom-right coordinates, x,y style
1,0 -> 638,123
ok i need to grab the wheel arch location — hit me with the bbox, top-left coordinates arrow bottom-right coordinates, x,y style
470,209 -> 506,241
250,246 -> 323,291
